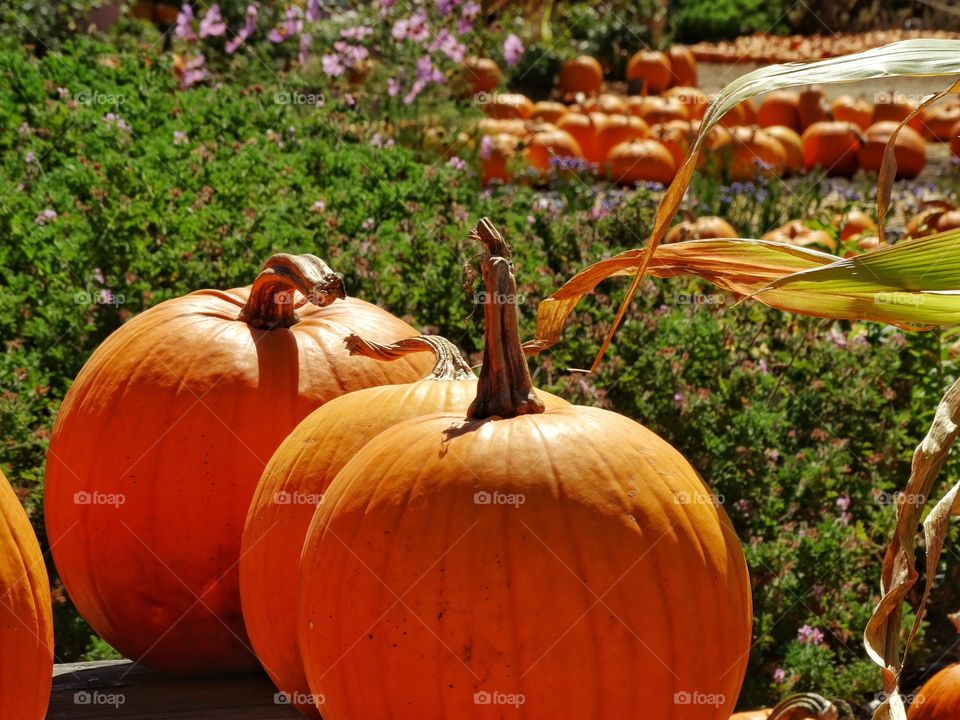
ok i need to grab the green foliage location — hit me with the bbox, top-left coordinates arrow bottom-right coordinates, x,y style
4,36 -> 960,712
670,0 -> 792,43
0,0 -> 107,52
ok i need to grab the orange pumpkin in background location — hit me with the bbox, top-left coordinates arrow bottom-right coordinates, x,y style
607,138 -> 677,184
635,95 -> 690,125
0,469 -> 54,720
595,114 -> 649,162
583,92 -> 629,115
557,111 -> 607,166
531,100 -> 568,124
462,57 -> 501,95
477,117 -> 528,138
668,44 -> 698,87
297,219 -> 752,720
798,86 -> 831,129
908,664 -> 960,719
836,208 -> 877,241
626,49 -> 672,94
921,101 -> 960,141
802,121 -> 861,176
483,92 -> 534,120
729,126 -> 787,180
648,121 -> 691,169
241,334 -> 567,717
558,55 -> 604,95
757,90 -> 802,131
873,92 -> 914,125
764,125 -> 805,174
858,121 -> 926,178
665,85 -> 708,120
526,128 -> 584,175
763,220 -> 837,252
950,118 -> 960,159
480,133 -> 519,185
665,216 -> 738,243
831,94 -> 873,130
44,254 -> 434,674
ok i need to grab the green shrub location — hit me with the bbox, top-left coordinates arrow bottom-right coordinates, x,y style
670,0 -> 792,43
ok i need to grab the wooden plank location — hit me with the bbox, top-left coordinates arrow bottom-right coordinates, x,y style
49,661 -> 300,718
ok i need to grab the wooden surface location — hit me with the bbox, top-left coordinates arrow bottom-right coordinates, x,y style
49,661 -> 299,718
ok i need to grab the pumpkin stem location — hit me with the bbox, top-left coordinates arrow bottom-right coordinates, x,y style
467,218 -> 545,419
344,334 -> 475,382
238,253 -> 346,330
767,692 -> 842,720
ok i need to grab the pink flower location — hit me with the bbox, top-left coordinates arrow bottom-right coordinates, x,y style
35,209 -> 57,225
174,4 -> 196,41
391,18 -> 409,40
179,54 -> 207,89
199,4 -> 226,38
341,26 -> 373,40
431,28 -> 465,62
362,217 -> 375,230
321,54 -> 344,77
447,156 -> 467,171
503,33 -> 523,65
836,495 -> 851,512
298,33 -> 312,65
797,625 -> 824,646
415,55 -> 444,83
93,268 -> 106,284
403,79 -> 426,105
456,18 -> 472,35
268,5 -> 303,43
461,1 -> 481,19
306,0 -> 323,22
226,4 -> 258,54
173,130 -> 188,145
312,199 -> 326,213
479,134 -> 493,159
387,76 -> 401,97
405,11 -> 430,42
773,668 -> 786,684
436,0 -> 458,15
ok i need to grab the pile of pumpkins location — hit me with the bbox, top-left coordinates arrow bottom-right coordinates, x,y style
471,50 -> 953,188
8,222 -> 758,719
689,29 -> 960,64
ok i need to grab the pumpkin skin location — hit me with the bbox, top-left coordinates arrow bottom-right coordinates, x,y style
530,100 -> 567,124
907,665 -> 960,720
873,94 -> 913,125
526,128 -> 584,175
665,86 -> 708,120
921,102 -> 960,141
627,49 -> 672,94
764,125 -> 804,174
798,87 -> 831,130
836,208 -> 877,241
648,121 -> 691,170
757,91 -> 801,131
582,92 -> 629,116
241,335 -> 567,717
298,220 -> 752,720
595,114 -> 648,162
556,112 -> 607,166
802,121 -> 861,177
831,94 -> 873,131
44,254 -> 434,674
480,133 -> 519,186
483,93 -> 534,120
858,121 -> 926,179
638,96 -> 690,126
463,57 -> 501,95
950,119 -> 960,160
729,126 -> 786,180
607,138 -> 677,185
762,220 -> 836,252
558,55 -> 603,96
0,469 -> 54,720
665,216 -> 738,243
668,44 -> 698,87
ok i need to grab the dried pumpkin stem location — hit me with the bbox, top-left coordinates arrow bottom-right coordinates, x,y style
467,218 -> 545,419
239,253 -> 346,330
766,692 -> 843,720
344,334 -> 475,382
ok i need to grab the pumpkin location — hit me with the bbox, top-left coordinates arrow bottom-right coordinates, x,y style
241,334 -> 567,717
764,125 -> 805,174
668,44 -> 698,87
483,92 -> 534,120
626,49 -> 672,94
0,468 -> 54,720
582,92 -> 629,116
607,138 -> 677,185
480,133 -> 518,186
801,121 -> 861,177
908,204 -> 953,238
665,216 -> 738,243
872,92 -> 913,125
762,220 -> 836,252
556,111 -> 607,166
297,219 -> 752,720
647,121 -> 691,170
44,254 -> 434,674
830,94 -> 873,130
729,126 -> 787,180
836,208 -> 877,241
938,209 -> 960,233
718,98 -> 758,128
477,117 -> 529,138
909,664 -> 960,719
595,114 -> 648,163
637,96 -> 690,126
731,692 -> 841,720
665,85 -> 708,120
558,55 -> 604,96
920,101 -> 960,141
857,121 -> 926,179
757,90 -> 802,131
526,128 -> 584,176
798,86 -> 831,129
530,100 -> 567,124
462,57 -> 501,95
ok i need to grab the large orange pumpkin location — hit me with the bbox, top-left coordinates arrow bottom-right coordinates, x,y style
44,254 -> 434,674
483,92 -> 534,120
830,94 -> 873,130
647,121 -> 692,169
909,664 -> 960,719
480,133 -> 519,186
607,138 -> 677,184
556,111 -> 607,166
665,85 -> 708,120
595,114 -> 648,163
526,128 -> 584,175
729,126 -> 787,180
757,90 -> 802,131
462,57 -> 501,95
665,216 -> 738,243
582,92 -> 629,116
762,220 -> 836,252
802,121 -> 861,176
298,219 -> 752,720
873,93 -> 914,125
764,125 -> 804,174
530,100 -> 567,124
241,334 -> 567,716
950,119 -> 960,159
637,95 -> 690,126
626,49 -> 672,94
558,55 -> 603,96
858,121 -> 926,179
668,44 -> 698,87
921,102 -> 960,141
0,469 -> 54,720
798,87 -> 831,129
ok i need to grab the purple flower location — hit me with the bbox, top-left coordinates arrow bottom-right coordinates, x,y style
173,130 -> 188,146
174,4 -> 196,41
387,76 -> 401,97
405,11 -> 430,42
199,4 -> 226,38
414,55 -> 444,83
674,392 -> 683,408
226,3 -> 258,54
797,625 -> 825,646
479,134 -> 493,159
298,33 -> 312,65
93,268 -> 106,284
456,17 -> 472,35
436,0 -> 458,15
340,25 -> 373,40
268,5 -> 303,43
391,19 -> 409,40
321,54 -> 344,77
461,1 -> 481,20
431,28 -> 466,62
503,33 -> 524,65
179,54 -> 207,89
35,209 -> 57,225
403,79 -> 426,105
306,0 -> 323,22
447,156 -> 467,171
773,668 -> 786,684
836,495 -> 851,512
25,151 -> 35,164
346,44 -> 369,66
